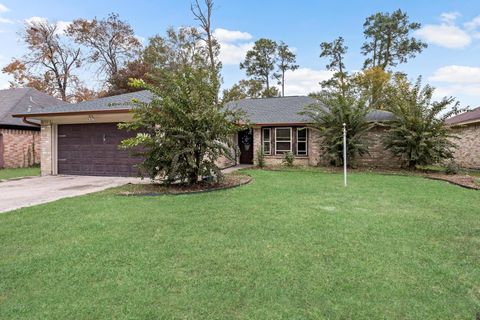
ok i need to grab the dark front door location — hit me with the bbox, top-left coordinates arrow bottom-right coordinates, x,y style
57,123 -> 141,177
238,129 -> 253,164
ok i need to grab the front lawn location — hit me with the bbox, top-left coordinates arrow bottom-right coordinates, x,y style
0,166 -> 40,181
0,170 -> 479,319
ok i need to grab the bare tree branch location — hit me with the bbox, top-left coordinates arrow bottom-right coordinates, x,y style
2,19 -> 83,101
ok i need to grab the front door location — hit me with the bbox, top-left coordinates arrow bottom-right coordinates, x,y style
238,129 -> 254,164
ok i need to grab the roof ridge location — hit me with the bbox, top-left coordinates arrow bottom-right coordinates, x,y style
0,87 -> 30,92
70,89 -> 151,105
12,89 -> 153,117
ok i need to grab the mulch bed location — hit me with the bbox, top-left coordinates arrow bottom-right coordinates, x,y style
421,173 -> 480,190
117,174 -> 252,196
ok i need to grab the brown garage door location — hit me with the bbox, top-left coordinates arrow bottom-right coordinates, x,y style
58,123 -> 141,177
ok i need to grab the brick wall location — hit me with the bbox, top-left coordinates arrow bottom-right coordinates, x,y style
450,123 -> 480,169
251,125 -> 402,168
40,122 -> 54,176
356,126 -> 403,168
0,128 -> 41,168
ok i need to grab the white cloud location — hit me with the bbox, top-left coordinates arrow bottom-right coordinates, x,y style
413,12 -> 480,49
283,68 -> 334,96
214,28 -> 253,65
56,20 -> 71,33
0,3 -> 9,13
219,41 -> 253,65
429,65 -> 480,84
432,84 -> 480,103
0,3 -> 11,24
472,31 -> 480,39
213,28 -> 252,43
25,16 -> 71,34
415,12 -> 480,49
0,17 -> 11,24
25,16 -> 46,25
440,12 -> 461,25
429,65 -> 480,104
415,24 -> 471,49
464,15 -> 480,31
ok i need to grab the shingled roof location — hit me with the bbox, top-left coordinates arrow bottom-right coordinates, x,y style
13,90 -> 153,117
226,96 -> 319,124
15,90 -> 396,125
445,107 -> 480,125
225,96 -> 396,124
0,88 -> 65,128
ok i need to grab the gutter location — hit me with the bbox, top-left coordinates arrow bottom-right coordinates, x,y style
21,117 -> 41,127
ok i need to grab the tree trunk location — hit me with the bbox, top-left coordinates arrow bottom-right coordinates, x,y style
189,150 -> 202,185
408,161 -> 416,170
189,172 -> 199,185
60,89 -> 67,102
382,33 -> 392,70
281,70 -> 285,97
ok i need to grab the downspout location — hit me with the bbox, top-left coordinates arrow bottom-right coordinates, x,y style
22,117 -> 41,128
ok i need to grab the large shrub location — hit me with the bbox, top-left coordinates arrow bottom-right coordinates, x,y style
119,70 -> 243,185
383,77 -> 462,169
303,92 -> 372,166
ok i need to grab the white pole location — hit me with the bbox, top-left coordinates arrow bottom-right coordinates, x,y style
343,123 -> 347,187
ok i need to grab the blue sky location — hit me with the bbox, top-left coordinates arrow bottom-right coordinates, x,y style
0,0 -> 480,107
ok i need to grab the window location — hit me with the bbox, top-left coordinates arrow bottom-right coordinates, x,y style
275,127 -> 292,154
262,128 -> 271,155
297,128 -> 308,155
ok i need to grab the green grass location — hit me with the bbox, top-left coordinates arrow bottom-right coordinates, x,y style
0,166 -> 40,181
0,170 -> 479,319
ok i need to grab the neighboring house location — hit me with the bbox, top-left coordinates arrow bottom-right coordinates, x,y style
14,91 -> 400,177
445,107 -> 480,169
0,88 -> 65,169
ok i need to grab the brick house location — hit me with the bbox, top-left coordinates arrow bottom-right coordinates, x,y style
14,91 -> 401,177
0,88 -> 65,169
226,96 -> 401,168
446,107 -> 480,169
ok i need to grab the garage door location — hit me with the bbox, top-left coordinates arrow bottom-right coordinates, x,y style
57,123 -> 141,177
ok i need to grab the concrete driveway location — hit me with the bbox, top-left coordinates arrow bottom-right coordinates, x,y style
0,175 -> 140,213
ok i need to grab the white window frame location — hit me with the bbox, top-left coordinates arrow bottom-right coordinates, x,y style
296,127 -> 308,156
262,128 -> 271,155
275,127 -> 292,155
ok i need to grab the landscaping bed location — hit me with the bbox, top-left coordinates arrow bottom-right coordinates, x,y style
424,173 -> 480,190
116,173 -> 252,195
